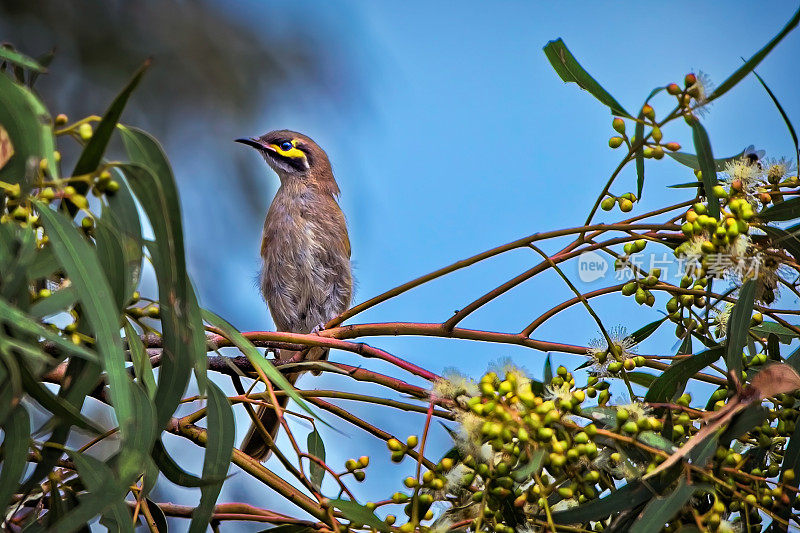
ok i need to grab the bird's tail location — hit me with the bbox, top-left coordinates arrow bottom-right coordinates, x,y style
240,347 -> 327,461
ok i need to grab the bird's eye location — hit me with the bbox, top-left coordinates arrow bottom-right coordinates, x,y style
280,141 -> 293,151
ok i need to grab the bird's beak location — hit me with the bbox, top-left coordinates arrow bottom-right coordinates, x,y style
235,137 -> 276,153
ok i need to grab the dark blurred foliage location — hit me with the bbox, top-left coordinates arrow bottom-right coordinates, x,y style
0,0 -> 326,128
0,0 -> 354,215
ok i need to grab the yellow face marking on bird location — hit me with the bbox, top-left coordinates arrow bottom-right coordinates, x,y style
271,139 -> 306,161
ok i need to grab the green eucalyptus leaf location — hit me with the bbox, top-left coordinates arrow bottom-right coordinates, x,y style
645,347 -> 723,403
0,404 -> 30,514
751,320 -> 799,344
635,87 -> 663,199
18,362 -> 103,433
29,286 -> 76,319
0,295 -> 97,362
720,404 -> 768,444
689,120 -> 719,219
68,60 -> 150,213
0,47 -> 46,72
201,308 -> 320,422
34,202 -> 135,439
760,196 -> 800,222
105,167 -> 144,301
151,438 -> 208,488
93,216 -> 126,312
666,150 -> 744,172
752,69 -> 799,168
329,499 -> 390,532
543,353 -> 552,383
143,499 -> 169,532
117,129 -> 196,430
552,475 -> 672,524
307,428 -> 326,489
637,431 -> 676,453
708,6 -> 800,102
630,317 -> 667,345
626,371 -> 657,388
511,449 -> 546,482
542,38 -> 630,117
188,381 -> 234,533
725,280 -> 755,381
0,71 -> 58,186
630,479 -> 707,533
125,322 -> 156,399
47,451 -> 133,533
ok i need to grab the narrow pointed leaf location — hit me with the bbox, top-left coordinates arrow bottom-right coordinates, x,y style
93,217 -> 126,311
105,167 -> 144,301
751,321 -> 799,344
543,38 -> 630,117
0,295 -> 97,362
125,322 -> 156,398
151,438 -> 208,488
35,202 -> 135,438
630,480 -> 706,533
666,151 -> 744,172
329,499 -> 390,532
0,47 -> 46,72
29,286 -> 76,319
635,87 -> 663,199
69,60 -> 150,206
708,7 -> 800,102
552,476 -> 671,524
725,280 -> 755,380
0,71 -> 58,185
752,69 -> 799,168
18,362 -> 103,433
543,353 -> 552,383
118,127 -> 196,430
760,196 -> 800,222
689,120 -> 719,219
307,428 -> 326,489
630,317 -> 667,345
0,404 -> 30,513
645,347 -> 723,402
41,451 -> 134,533
201,309 -> 319,421
188,381 -> 235,533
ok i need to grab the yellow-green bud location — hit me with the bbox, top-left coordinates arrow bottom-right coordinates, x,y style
78,122 -> 93,140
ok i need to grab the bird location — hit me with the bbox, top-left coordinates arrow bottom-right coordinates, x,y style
236,130 -> 353,461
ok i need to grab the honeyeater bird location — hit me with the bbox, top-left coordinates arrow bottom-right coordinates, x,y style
236,130 -> 353,460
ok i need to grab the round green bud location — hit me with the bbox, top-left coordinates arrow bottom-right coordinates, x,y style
609,137 -> 624,149
78,122 -> 93,140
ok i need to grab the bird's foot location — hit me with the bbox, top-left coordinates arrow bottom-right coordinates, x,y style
310,322 -> 326,335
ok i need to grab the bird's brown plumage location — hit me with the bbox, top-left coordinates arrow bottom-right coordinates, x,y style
237,130 -> 352,460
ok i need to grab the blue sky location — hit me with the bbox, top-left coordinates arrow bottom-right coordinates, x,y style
153,2 -> 800,527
